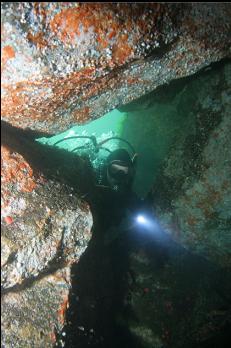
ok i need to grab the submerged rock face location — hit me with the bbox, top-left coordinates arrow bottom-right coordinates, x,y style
124,242 -> 231,348
113,63 -> 231,348
1,2 -> 231,133
119,61 -> 230,268
151,62 -> 231,268
1,145 -> 93,346
1,3 -> 231,347
2,267 -> 71,348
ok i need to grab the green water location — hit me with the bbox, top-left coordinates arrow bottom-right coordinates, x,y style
37,109 -> 128,184
37,77 -> 194,198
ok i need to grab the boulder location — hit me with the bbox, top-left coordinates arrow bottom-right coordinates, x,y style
1,143 -> 93,346
1,3 -> 231,133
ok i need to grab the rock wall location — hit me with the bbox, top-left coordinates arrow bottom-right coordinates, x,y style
113,62 -> 231,347
1,3 -> 231,347
151,62 -> 231,268
124,234 -> 231,348
117,61 -> 231,268
1,3 -> 231,133
1,136 -> 93,346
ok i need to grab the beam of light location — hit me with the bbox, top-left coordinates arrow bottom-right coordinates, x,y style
134,211 -> 183,260
136,214 -> 147,224
135,212 -> 162,236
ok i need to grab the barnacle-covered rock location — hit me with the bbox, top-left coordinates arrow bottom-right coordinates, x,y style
1,3 -> 231,133
1,181 -> 92,291
1,144 -> 93,346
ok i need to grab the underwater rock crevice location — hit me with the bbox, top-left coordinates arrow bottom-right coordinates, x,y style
1,3 -> 231,347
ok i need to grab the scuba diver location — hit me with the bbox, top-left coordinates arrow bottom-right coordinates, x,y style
53,134 -> 149,242
99,148 -> 137,194
53,134 -> 139,204
96,147 -> 144,244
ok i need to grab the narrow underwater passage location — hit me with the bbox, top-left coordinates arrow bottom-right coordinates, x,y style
37,60 -> 231,348
2,3 -> 231,348
3,58 -> 225,348
1,62 -> 230,348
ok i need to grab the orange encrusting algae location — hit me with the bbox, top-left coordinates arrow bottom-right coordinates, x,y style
1,3 -> 169,132
27,31 -> 48,49
49,3 -> 134,64
57,295 -> 69,326
72,106 -> 91,124
1,68 -> 96,125
1,45 -> 15,71
112,41 -> 133,65
1,146 -> 38,204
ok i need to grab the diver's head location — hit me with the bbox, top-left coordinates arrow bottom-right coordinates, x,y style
106,149 -> 137,193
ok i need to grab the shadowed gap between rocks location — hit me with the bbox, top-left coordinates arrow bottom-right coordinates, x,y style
2,59 -> 231,347
58,199 -> 231,348
2,123 -> 231,348
55,60 -> 231,348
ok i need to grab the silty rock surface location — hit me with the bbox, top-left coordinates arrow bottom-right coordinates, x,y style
124,244 -> 231,348
152,62 -> 231,268
1,145 -> 93,347
1,2 -> 231,133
